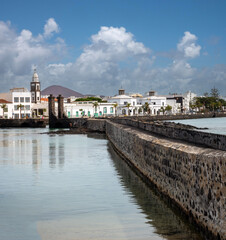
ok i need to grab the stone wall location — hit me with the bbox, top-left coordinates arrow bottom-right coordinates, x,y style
0,119 -> 46,128
105,120 -> 226,240
128,112 -> 226,121
111,118 -> 226,151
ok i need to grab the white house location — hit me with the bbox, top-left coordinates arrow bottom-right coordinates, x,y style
140,95 -> 166,115
0,99 -> 13,119
108,89 -> 138,115
64,101 -> 115,118
11,88 -> 32,119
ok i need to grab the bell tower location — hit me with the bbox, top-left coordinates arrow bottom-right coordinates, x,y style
30,69 -> 41,103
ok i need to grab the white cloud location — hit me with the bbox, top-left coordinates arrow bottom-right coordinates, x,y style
44,18 -> 59,38
177,31 -> 201,58
0,22 -> 225,96
0,19 -> 66,91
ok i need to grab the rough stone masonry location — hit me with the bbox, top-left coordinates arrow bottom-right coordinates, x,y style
105,120 -> 226,240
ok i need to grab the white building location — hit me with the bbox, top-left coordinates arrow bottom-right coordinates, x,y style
0,99 -> 13,119
64,101 -> 115,117
140,91 -> 166,115
183,91 -> 197,113
11,88 -> 32,119
108,89 -> 138,115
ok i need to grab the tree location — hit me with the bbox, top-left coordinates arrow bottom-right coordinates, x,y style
165,105 -> 172,113
138,107 -> 143,115
113,103 -> 118,116
17,104 -> 24,119
211,87 -> 220,98
142,102 -> 150,114
125,103 -> 131,116
93,102 -> 99,117
1,104 -> 7,118
160,107 -> 165,114
75,97 -> 102,102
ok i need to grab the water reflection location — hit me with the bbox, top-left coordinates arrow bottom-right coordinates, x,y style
49,135 -> 65,168
32,139 -> 42,168
58,137 -> 65,168
107,142 -> 203,240
0,129 -> 205,240
49,136 -> 57,167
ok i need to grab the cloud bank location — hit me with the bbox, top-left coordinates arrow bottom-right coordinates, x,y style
0,20 -> 225,96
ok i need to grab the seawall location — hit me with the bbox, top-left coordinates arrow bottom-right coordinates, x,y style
104,120 -> 225,240
0,119 -> 46,128
111,118 -> 226,151
47,107 -> 226,240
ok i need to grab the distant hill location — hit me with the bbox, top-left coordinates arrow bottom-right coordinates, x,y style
41,85 -> 84,98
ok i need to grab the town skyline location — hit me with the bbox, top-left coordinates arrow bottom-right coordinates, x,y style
0,0 -> 226,96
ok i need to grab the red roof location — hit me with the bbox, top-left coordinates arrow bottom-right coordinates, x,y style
0,99 -> 11,104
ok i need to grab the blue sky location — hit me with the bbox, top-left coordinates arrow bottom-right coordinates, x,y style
0,0 -> 226,96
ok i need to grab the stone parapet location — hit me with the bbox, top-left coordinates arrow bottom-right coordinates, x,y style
111,118 -> 226,151
0,119 -> 46,128
105,120 -> 226,240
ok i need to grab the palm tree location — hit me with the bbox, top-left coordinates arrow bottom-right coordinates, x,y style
17,104 -> 24,119
93,102 -> 99,117
113,103 -> 118,116
1,104 -> 7,118
142,102 -> 150,114
125,103 -> 131,116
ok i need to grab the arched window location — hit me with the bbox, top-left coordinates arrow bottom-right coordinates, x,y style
122,109 -> 126,115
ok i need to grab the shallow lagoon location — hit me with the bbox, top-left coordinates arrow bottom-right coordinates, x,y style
170,117 -> 226,135
0,128 -> 203,240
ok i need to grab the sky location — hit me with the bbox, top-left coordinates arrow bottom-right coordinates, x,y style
0,0 -> 226,96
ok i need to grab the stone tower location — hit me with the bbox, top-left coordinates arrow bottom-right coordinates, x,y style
30,69 -> 41,103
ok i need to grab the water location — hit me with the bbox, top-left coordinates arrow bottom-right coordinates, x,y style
170,117 -> 226,135
0,128 -> 203,240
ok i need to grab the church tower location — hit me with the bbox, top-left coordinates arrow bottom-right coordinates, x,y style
30,69 -> 41,103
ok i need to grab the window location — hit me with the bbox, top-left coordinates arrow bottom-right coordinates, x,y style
31,84 -> 35,91
103,107 -> 107,114
14,97 -> 19,103
124,101 -> 128,105
20,97 -> 24,102
37,85 -> 40,91
37,97 -> 39,100
14,105 -> 18,110
14,114 -> 19,119
153,102 -> 156,105
133,102 -> 135,106
25,97 -> 30,102
110,107 -> 113,113
25,105 -> 30,110
162,102 -> 164,106
32,97 -> 34,101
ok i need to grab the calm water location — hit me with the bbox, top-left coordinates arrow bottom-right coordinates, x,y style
171,117 -> 226,135
0,128 -> 204,240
